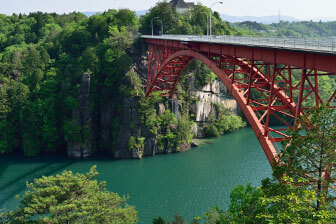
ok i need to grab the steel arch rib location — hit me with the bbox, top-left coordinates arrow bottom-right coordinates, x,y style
147,49 -> 282,165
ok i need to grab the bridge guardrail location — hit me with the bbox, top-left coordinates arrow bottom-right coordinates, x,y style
142,35 -> 336,54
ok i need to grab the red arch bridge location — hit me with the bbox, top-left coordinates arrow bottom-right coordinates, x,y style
142,35 -> 336,165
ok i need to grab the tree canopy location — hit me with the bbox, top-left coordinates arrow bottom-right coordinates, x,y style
0,166 -> 138,223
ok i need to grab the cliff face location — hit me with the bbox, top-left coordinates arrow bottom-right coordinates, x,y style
113,97 -> 188,159
111,80 -> 239,158
67,72 -> 92,158
67,40 -> 239,158
190,80 -> 238,137
114,97 -> 141,159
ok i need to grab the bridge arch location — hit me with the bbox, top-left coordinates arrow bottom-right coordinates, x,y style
147,49 -> 284,164
144,39 -> 336,166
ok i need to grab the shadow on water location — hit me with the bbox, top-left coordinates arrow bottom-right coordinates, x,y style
0,156 -> 15,180
0,153 -> 79,210
0,151 -> 119,205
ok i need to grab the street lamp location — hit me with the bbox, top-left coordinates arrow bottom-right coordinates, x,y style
210,1 -> 223,36
151,17 -> 158,36
151,17 -> 163,36
200,12 -> 209,36
158,20 -> 163,35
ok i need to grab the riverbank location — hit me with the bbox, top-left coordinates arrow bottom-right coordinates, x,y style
192,138 -> 215,146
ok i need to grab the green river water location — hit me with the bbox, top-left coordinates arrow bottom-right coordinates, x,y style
0,127 -> 272,223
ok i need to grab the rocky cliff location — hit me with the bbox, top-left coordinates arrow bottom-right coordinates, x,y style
66,40 -> 240,159
114,97 -> 189,159
190,80 -> 238,137
67,72 -> 93,158
111,79 -> 239,159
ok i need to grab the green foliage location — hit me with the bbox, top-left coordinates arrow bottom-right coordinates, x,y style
184,60 -> 217,89
0,9 -> 138,156
274,106 -> 336,208
218,183 -> 265,223
128,136 -> 145,152
152,214 -> 194,224
175,117 -> 194,148
120,69 -> 144,97
139,3 -> 239,36
0,166 -> 138,223
62,120 -> 82,145
211,177 -> 336,224
154,178 -> 336,224
203,104 -> 246,137
128,136 -> 136,151
138,92 -> 163,136
137,91 -> 194,152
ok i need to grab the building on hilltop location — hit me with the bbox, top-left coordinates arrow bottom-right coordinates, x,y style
170,0 -> 195,14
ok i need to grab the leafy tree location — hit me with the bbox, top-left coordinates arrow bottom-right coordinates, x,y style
139,2 -> 239,36
0,166 -> 138,223
120,69 -> 143,97
139,2 -> 179,35
208,177 -> 336,224
152,214 -> 194,224
203,104 -> 246,137
128,136 -> 145,152
116,9 -> 139,29
274,106 -> 336,209
184,60 -> 217,89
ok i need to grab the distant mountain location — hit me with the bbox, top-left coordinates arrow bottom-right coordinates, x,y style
82,12 -> 101,17
82,11 -> 336,23
311,17 -> 336,22
220,14 -> 300,24
82,10 -> 147,17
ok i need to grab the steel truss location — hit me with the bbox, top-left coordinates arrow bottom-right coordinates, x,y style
145,41 -> 336,165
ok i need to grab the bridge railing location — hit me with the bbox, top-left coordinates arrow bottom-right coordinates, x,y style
142,35 -> 336,53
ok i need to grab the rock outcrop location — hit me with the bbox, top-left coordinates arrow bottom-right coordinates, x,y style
114,97 -> 141,159
190,80 -> 238,137
112,79 -> 238,158
67,39 -> 240,159
68,72 -> 92,158
113,97 -> 187,159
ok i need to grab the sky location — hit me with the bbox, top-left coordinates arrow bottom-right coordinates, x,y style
1,0 -> 336,20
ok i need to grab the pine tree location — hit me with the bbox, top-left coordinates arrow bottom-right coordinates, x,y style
0,166 -> 138,223
274,106 -> 336,209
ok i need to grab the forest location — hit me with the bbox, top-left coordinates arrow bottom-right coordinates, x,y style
0,10 -> 140,156
0,2 -> 246,158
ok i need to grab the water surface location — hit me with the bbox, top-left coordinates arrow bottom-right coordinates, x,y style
0,127 -> 272,223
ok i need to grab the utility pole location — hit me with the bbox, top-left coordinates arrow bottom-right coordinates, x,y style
151,17 -> 159,36
159,20 -> 163,35
200,11 -> 209,36
210,1 -> 223,36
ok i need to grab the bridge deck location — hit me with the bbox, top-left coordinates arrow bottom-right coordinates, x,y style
141,35 -> 336,55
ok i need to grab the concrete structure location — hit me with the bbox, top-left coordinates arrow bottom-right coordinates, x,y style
170,0 -> 194,14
